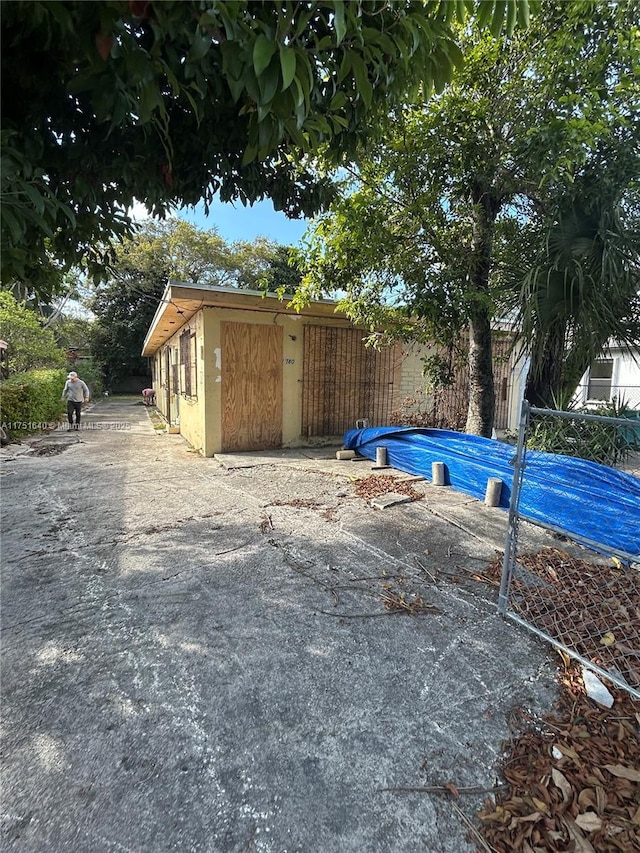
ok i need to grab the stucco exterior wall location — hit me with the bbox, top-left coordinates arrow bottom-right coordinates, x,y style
175,310 -> 206,453
201,305 -> 356,455
153,311 -> 207,453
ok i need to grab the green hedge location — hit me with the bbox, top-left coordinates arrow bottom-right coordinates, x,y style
0,369 -> 68,437
78,359 -> 104,399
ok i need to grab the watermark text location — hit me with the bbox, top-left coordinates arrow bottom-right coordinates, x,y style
1,421 -> 132,431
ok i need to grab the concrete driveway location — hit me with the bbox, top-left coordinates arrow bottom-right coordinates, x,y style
1,398 -> 557,852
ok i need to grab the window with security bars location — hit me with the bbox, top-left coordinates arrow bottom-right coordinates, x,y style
172,359 -> 179,395
302,325 -> 395,435
179,329 -> 197,398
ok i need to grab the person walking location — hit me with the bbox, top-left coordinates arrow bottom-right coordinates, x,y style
61,371 -> 90,430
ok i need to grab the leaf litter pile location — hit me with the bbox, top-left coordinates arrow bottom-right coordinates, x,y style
476,661 -> 640,853
470,547 -> 639,852
483,548 -> 640,691
354,474 -> 424,502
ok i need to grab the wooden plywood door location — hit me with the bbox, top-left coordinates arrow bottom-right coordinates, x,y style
221,322 -> 283,451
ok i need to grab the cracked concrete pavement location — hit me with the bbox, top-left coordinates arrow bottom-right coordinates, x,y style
1,398 -> 559,852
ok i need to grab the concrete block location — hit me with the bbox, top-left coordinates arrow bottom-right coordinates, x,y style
484,477 -> 503,507
432,461 -> 446,486
372,446 -> 390,469
336,450 -> 356,460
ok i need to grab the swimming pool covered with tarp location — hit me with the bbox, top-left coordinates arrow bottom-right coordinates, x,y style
344,426 -> 640,559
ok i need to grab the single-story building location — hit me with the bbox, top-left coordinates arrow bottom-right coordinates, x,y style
575,344 -> 640,411
141,282 -> 521,456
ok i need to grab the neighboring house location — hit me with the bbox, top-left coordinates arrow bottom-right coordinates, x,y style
142,283 -> 525,455
575,344 -> 640,411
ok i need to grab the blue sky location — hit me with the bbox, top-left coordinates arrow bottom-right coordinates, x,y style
177,198 -> 310,246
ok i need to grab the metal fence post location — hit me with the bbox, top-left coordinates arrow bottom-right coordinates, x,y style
498,399 -> 530,615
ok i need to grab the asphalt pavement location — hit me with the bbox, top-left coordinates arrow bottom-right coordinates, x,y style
0,397 -> 558,853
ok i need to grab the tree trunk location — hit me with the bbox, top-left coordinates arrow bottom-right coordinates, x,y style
466,308 -> 495,435
465,191 -> 498,437
524,325 -> 566,408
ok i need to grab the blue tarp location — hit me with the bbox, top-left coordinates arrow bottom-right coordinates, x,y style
344,426 -> 640,559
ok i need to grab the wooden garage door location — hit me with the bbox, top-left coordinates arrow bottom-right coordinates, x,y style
221,322 -> 283,451
302,325 -> 395,436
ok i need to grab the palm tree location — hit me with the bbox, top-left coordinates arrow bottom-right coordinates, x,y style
516,164 -> 640,408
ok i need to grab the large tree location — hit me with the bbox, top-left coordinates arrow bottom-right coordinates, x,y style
1,0 -> 531,288
0,292 -> 65,375
90,218 -> 290,384
293,0 -> 639,435
510,1 -> 640,407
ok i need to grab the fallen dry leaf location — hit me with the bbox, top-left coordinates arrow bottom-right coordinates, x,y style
563,816 -> 597,853
354,474 -> 423,502
551,768 -> 572,803
603,763 -> 640,782
476,662 -> 640,853
575,812 -> 603,832
599,631 -> 616,647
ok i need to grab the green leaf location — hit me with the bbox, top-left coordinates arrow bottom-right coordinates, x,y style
351,54 -> 372,108
1,206 -> 25,244
490,2 -> 508,38
283,118 -> 307,150
293,76 -> 306,109
517,0 -> 530,29
253,34 -> 277,78
505,0 -> 517,36
221,41 -> 244,80
280,46 -> 297,91
188,33 -> 211,63
446,40 -> 464,71
259,64 -> 280,105
330,91 -> 347,110
455,0 -> 469,25
138,81 -> 163,122
477,0 -> 495,29
22,183 -> 45,215
338,51 -> 352,83
334,1 -> 346,46
227,75 -> 245,103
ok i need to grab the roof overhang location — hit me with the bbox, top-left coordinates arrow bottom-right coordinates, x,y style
141,282 -> 345,356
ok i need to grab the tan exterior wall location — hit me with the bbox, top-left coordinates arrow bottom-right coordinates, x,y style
176,310 -> 205,453
201,306 -> 357,455
153,311 -> 207,454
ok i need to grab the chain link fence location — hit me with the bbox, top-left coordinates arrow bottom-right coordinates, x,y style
499,402 -> 640,699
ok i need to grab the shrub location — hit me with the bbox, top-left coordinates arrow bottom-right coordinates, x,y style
528,396 -> 640,467
72,359 -> 103,399
0,368 -> 67,437
0,292 -> 65,373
